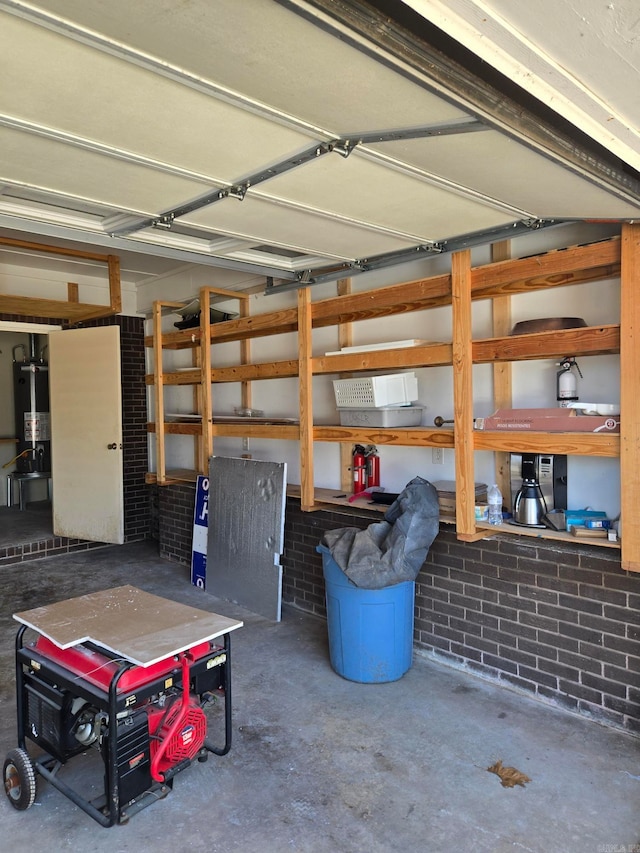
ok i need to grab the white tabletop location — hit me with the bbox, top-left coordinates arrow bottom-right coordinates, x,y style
14,584 -> 243,667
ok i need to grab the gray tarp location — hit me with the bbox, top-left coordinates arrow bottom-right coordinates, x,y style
322,477 -> 440,589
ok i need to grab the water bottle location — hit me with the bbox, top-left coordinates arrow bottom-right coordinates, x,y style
487,484 -> 503,525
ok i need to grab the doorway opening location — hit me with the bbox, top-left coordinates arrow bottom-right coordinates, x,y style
0,321 -> 60,552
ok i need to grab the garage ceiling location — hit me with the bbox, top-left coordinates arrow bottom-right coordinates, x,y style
1,0 -> 639,290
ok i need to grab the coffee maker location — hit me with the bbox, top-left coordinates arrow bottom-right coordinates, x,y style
510,453 -> 567,526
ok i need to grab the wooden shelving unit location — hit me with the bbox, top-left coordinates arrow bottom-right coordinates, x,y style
146,226 -> 640,569
0,236 -> 122,322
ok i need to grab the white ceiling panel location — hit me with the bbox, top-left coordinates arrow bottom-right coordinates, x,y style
27,0 -> 470,133
374,132 -> 640,220
1,14 -> 317,181
180,195 -> 421,259
0,127 -> 209,214
0,0 -> 639,288
258,148 -> 523,237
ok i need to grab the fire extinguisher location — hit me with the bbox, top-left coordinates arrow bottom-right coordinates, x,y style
556,357 -> 582,407
352,444 -> 367,494
365,445 -> 380,488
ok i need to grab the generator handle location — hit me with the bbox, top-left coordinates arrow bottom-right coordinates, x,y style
15,624 -> 28,750
203,631 -> 233,756
150,652 -> 194,783
106,658 -> 137,827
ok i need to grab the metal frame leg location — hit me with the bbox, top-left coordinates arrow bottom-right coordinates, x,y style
204,632 -> 233,756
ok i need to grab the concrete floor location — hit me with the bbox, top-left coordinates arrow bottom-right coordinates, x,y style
0,503 -> 53,548
1,540 -> 639,852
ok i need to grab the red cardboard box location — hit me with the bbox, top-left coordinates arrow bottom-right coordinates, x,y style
474,407 -> 620,433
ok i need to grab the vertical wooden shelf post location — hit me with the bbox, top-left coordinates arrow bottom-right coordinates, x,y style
192,343 -> 205,475
199,287 -> 213,467
620,222 -> 640,571
298,287 -> 315,510
239,296 -> 252,417
107,255 -> 122,314
451,249 -> 477,539
491,240 -> 513,505
337,278 -> 354,493
152,300 -> 167,485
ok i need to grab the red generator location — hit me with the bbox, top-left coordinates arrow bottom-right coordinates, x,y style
4,623 -> 236,826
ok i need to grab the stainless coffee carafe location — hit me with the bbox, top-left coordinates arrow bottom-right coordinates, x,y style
513,479 -> 548,526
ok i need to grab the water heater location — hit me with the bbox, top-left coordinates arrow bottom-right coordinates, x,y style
13,336 -> 51,475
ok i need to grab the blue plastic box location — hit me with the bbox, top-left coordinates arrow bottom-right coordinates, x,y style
317,544 -> 414,683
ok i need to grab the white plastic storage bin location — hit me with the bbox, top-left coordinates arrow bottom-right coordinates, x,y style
337,406 -> 423,427
332,373 -> 418,408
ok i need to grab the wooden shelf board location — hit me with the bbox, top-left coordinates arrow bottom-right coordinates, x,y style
474,519 -> 621,549
471,237 -> 620,296
314,425 -> 455,447
473,430 -> 619,456
146,369 -> 200,386
145,469 -> 199,485
473,325 -> 619,363
286,490 -> 616,551
313,341 -> 452,373
145,308 -> 299,349
211,361 -> 299,382
211,422 -> 300,439
146,359 -> 300,386
147,421 -> 203,435
0,294 -> 116,322
286,484 -> 385,512
311,273 -> 452,327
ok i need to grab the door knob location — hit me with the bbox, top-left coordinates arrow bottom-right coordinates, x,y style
107,443 -> 117,450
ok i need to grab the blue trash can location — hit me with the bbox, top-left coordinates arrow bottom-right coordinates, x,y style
317,544 -> 414,683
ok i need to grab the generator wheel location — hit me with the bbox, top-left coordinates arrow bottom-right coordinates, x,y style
4,748 -> 37,811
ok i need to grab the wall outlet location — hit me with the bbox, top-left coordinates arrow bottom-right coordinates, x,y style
432,447 -> 444,465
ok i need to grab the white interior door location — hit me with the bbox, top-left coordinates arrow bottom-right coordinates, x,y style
48,326 -> 124,544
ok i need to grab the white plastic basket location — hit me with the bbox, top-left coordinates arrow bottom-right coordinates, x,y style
332,372 -> 418,408
338,406 -> 423,427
